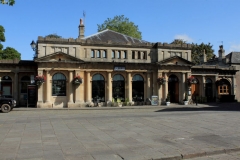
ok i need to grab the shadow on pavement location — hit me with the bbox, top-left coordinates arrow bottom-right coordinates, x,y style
155,102 -> 240,112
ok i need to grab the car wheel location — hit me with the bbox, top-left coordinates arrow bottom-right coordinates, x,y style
1,104 -> 11,113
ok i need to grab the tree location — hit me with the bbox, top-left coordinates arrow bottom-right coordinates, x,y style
0,25 -> 21,60
0,47 -> 21,60
97,15 -> 142,39
0,0 -> 15,6
171,39 -> 214,64
45,34 -> 62,39
0,25 -> 5,51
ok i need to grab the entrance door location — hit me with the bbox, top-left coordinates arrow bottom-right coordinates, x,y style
168,75 -> 179,103
205,78 -> 213,102
191,80 -> 199,101
132,74 -> 144,102
112,74 -> 125,102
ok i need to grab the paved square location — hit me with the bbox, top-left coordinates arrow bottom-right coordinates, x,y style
0,103 -> 240,160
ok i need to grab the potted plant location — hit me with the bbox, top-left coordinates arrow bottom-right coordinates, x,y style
35,75 -> 46,86
183,94 -> 188,105
166,92 -> 170,106
157,77 -> 166,85
187,76 -> 197,85
117,98 -> 122,107
72,75 -> 82,85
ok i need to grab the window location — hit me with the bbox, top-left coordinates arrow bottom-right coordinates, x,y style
91,50 -> 95,58
52,73 -> 66,96
138,51 -> 141,59
21,76 -> 30,93
112,51 -> 115,58
143,52 -> 146,59
132,51 -> 135,59
218,85 -> 229,95
92,74 -> 105,102
123,51 -> 127,59
103,50 -> 107,58
117,51 -> 121,59
97,50 -> 100,58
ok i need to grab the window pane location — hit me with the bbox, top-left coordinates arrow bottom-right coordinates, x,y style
103,50 -> 106,58
132,51 -> 135,59
91,50 -> 95,58
117,51 -> 120,59
123,51 -> 126,59
112,51 -> 115,58
138,51 -> 141,59
97,50 -> 100,58
52,73 -> 66,96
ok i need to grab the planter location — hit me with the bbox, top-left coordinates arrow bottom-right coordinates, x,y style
166,102 -> 170,106
36,80 -> 44,86
183,101 -> 188,105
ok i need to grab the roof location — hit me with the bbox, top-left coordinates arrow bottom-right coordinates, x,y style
227,52 -> 240,64
82,29 -> 149,44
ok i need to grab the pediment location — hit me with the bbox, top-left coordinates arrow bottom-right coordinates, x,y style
157,56 -> 193,66
35,52 -> 84,63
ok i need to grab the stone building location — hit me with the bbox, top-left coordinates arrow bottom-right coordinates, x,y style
0,19 -> 238,107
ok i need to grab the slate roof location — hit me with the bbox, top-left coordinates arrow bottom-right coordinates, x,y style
226,52 -> 240,64
82,29 -> 149,44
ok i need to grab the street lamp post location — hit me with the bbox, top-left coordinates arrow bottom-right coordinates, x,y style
30,40 -> 37,58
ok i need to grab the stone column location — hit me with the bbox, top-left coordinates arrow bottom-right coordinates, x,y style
146,73 -> 151,101
37,70 -> 43,108
127,72 -> 132,102
152,71 -> 157,95
232,76 -> 236,96
14,71 -> 18,105
107,72 -> 112,105
68,71 -> 73,107
214,75 -> 218,102
86,71 -> 91,102
157,72 -> 163,105
45,70 -> 51,107
202,76 -> 205,97
164,72 -> 168,103
182,73 -> 186,103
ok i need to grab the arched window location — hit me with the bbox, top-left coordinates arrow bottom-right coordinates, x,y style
52,73 -> 66,96
206,78 -> 212,83
92,74 -> 105,102
112,74 -> 125,101
132,74 -> 144,102
21,76 -> 30,93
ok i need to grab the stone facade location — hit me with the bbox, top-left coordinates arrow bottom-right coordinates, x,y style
0,19 -> 239,107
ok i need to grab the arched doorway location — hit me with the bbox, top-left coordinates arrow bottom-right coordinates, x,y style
112,74 -> 125,102
92,74 -> 105,102
132,74 -> 144,102
168,75 -> 179,103
205,78 -> 213,102
1,76 -> 12,96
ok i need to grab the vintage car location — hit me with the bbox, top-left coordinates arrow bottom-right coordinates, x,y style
0,95 -> 16,113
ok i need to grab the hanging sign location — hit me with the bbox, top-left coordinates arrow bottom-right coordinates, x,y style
114,66 -> 125,71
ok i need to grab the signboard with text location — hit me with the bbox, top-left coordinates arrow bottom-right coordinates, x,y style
114,66 -> 125,71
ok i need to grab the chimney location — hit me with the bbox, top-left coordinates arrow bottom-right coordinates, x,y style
218,45 -> 225,62
78,18 -> 85,39
200,49 -> 207,63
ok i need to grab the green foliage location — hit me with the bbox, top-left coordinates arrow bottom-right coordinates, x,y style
0,47 -> 21,60
0,26 -> 5,50
171,39 -> 214,65
1,0 -> 15,6
97,15 -> 142,39
45,34 -> 62,39
191,42 -> 214,65
166,92 -> 170,102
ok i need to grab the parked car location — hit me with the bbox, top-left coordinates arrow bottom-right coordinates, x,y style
0,95 -> 16,113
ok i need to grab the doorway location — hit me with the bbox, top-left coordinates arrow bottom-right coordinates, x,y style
168,75 -> 179,103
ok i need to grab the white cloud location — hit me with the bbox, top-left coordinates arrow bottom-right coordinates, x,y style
174,34 -> 194,43
229,44 -> 240,52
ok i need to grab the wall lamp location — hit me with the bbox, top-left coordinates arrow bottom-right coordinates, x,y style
30,40 -> 36,51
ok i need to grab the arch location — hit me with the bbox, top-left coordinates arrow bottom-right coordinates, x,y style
21,76 -> 31,93
112,74 -> 125,102
205,78 -> 213,102
132,74 -> 144,102
168,74 -> 179,103
52,73 -> 66,96
1,76 -> 12,96
191,77 -> 200,101
92,74 -> 105,102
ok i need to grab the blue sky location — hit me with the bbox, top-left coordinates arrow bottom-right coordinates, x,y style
1,0 -> 240,60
